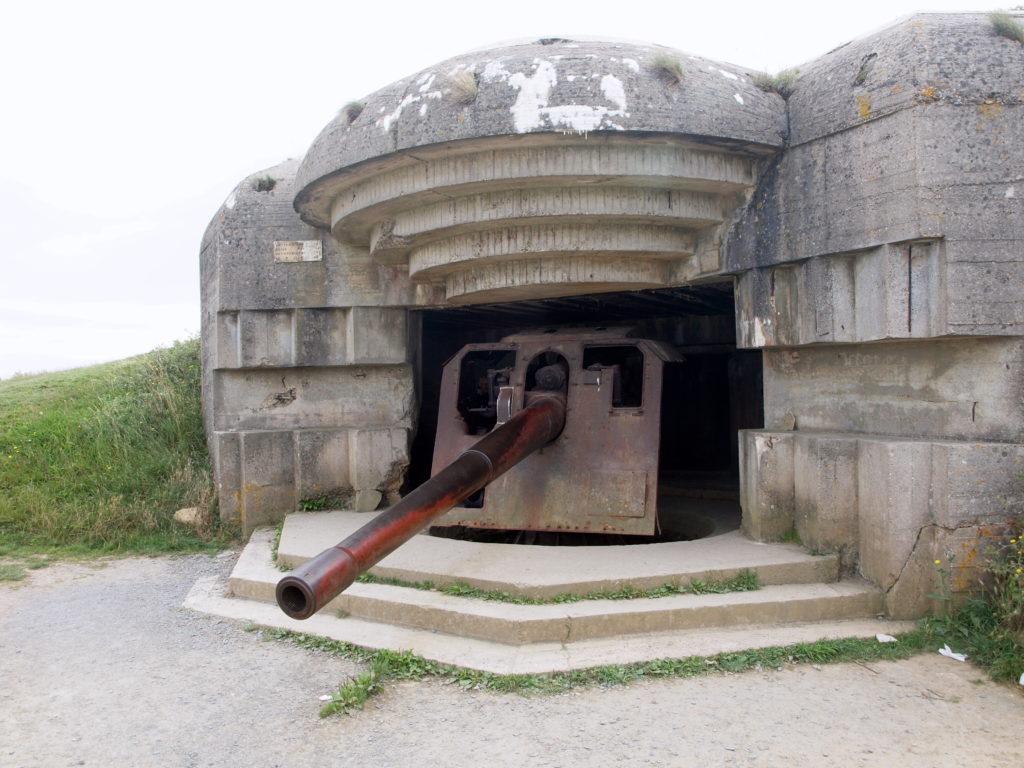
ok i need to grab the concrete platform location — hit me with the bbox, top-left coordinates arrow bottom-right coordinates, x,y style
234,528 -> 881,644
186,538 -> 911,674
276,511 -> 839,597
182,514 -> 913,673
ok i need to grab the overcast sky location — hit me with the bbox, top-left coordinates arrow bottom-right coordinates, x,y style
0,0 -> 1000,378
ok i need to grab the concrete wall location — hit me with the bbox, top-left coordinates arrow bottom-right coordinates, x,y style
731,13 -> 1024,616
200,163 -> 419,532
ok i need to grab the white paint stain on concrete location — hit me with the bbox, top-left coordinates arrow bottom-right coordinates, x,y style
379,94 -> 416,132
734,93 -> 744,104
1006,185 -> 1016,199
718,68 -> 739,81
544,105 -> 622,131
484,59 -> 630,133
622,58 -> 640,73
417,73 -> 437,93
508,59 -> 559,132
378,86 -> 444,132
482,60 -> 508,81
600,74 -> 627,111
224,190 -> 237,210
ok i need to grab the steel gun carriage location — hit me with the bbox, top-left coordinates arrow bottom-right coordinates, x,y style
276,330 -> 678,620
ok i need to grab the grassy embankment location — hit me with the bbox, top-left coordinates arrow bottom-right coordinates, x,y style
0,338 -> 231,578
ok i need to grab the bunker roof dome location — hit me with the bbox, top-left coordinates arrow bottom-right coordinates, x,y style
293,38 -> 788,228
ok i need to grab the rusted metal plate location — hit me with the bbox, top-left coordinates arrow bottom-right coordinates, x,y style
586,470 -> 647,517
432,329 -> 678,536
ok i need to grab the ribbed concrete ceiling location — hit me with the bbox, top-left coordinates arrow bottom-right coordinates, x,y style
420,284 -> 735,329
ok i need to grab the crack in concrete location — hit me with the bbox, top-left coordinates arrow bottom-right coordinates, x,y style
885,521 -> 987,596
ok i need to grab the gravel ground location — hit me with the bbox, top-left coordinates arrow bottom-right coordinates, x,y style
1,553 -> 1022,768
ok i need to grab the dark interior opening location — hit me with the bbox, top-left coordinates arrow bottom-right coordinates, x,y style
410,283 -> 764,542
457,350 -> 517,435
582,345 -> 644,407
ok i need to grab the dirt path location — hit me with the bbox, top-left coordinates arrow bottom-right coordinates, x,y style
1,553 -> 1021,768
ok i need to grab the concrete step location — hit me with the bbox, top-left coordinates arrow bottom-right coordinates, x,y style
188,550 -> 911,674
275,511 -> 839,597
180,516 -> 913,673
230,527 -> 884,644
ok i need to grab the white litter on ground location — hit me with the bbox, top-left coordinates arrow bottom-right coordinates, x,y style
938,644 -> 967,662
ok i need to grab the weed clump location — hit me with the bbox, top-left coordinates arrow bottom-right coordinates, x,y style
450,70 -> 478,105
651,52 -> 684,85
751,69 -> 798,98
989,10 -> 1024,44
927,520 -> 1024,683
251,175 -> 276,192
319,668 -> 381,717
340,101 -> 365,124
299,492 -> 350,511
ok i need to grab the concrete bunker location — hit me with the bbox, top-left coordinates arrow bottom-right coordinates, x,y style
202,13 -> 1024,620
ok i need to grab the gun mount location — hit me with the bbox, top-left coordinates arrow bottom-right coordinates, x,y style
276,329 -> 679,619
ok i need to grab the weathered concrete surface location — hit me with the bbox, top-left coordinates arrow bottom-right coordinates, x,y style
728,14 -> 1024,279
728,13 -> 1024,616
741,430 -> 1024,617
302,135 -> 768,304
759,338 -> 1024,442
738,431 -> 795,542
201,164 -> 421,533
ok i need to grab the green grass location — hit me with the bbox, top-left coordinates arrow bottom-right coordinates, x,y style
0,338 -> 232,557
990,10 -> 1024,44
319,667 -> 383,717
779,527 -> 803,545
355,569 -> 760,604
925,520 -> 1024,683
651,52 -> 684,85
928,598 -> 1024,682
0,563 -> 27,581
250,175 -> 276,193
254,624 -> 936,716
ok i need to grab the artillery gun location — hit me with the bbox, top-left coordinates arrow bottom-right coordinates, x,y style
276,329 -> 679,619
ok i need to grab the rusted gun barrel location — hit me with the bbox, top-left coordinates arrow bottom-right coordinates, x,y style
275,390 -> 566,619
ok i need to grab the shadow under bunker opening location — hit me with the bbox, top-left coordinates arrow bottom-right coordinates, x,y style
410,284 -> 763,546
